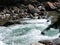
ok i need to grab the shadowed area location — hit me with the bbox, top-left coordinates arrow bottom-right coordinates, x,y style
41,15 -> 60,35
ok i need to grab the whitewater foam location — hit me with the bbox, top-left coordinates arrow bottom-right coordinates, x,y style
0,19 -> 59,45
0,41 -> 6,45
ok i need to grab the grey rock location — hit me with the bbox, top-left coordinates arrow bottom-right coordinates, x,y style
53,38 -> 60,45
38,40 -> 55,45
28,4 -> 40,14
31,42 -> 45,45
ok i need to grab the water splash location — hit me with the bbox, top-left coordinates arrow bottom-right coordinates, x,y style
0,19 -> 59,45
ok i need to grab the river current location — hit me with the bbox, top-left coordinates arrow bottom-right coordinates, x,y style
0,18 -> 60,45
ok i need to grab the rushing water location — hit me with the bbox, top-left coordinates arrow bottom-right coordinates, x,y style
0,18 -> 60,45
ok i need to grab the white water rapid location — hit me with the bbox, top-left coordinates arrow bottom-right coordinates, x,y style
0,18 -> 59,45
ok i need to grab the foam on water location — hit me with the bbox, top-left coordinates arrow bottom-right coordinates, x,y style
0,19 -> 59,45
0,41 -> 6,45
21,19 -> 51,25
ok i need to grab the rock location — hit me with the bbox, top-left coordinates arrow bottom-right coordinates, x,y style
5,14 -> 10,18
38,40 -> 53,45
31,42 -> 45,45
47,2 -> 57,10
34,13 -> 39,16
57,8 -> 60,12
28,4 -> 40,15
38,6 -> 45,11
28,4 -> 35,10
53,38 -> 60,45
32,38 -> 60,45
38,6 -> 42,10
35,7 -> 40,13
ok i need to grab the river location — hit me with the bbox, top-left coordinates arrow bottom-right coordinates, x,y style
0,18 -> 60,45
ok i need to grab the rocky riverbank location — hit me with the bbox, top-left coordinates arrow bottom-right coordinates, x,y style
31,36 -> 60,45
0,0 -> 59,26
0,4 -> 48,26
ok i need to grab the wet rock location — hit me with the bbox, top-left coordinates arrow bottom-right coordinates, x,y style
57,8 -> 60,12
28,4 -> 40,15
31,42 -> 45,45
21,0 -> 37,4
34,13 -> 39,16
5,14 -> 10,18
0,1 -> 50,26
43,15 -> 60,31
38,40 -> 54,45
53,2 -> 60,12
28,4 -> 35,10
44,2 -> 58,10
53,38 -> 60,45
37,36 -> 60,45
38,5 -> 45,11
35,7 -> 40,13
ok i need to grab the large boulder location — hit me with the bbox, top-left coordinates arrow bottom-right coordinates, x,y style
47,2 -> 57,10
28,4 -> 40,15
